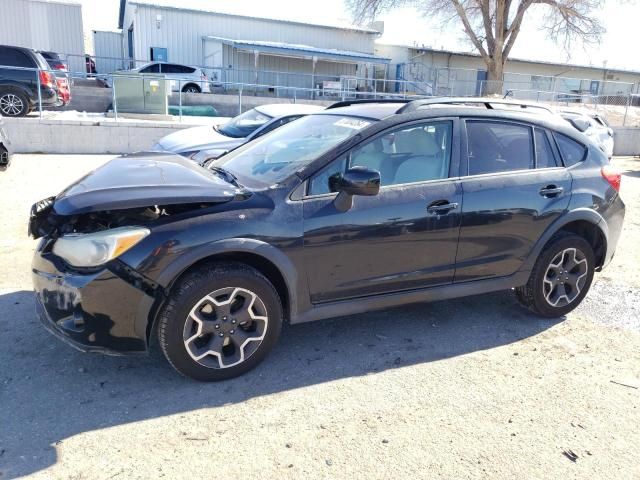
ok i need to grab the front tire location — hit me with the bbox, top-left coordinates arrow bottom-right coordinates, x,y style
158,262 -> 283,381
515,233 -> 595,317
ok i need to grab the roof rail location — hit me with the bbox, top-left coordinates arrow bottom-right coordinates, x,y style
326,98 -> 412,110
398,97 -> 553,115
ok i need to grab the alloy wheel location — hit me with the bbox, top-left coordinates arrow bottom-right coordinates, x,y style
0,94 -> 25,116
543,247 -> 589,307
183,287 -> 268,369
185,87 -> 199,93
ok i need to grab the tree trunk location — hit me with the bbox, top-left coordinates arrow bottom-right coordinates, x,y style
484,60 -> 504,96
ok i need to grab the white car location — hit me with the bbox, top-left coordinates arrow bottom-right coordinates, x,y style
558,110 -> 614,158
110,62 -> 212,94
154,104 -> 325,163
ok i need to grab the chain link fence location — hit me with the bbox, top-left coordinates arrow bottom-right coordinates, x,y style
2,53 -> 640,126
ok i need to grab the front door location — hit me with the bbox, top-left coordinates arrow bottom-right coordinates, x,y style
302,119 -> 463,303
454,120 -> 572,282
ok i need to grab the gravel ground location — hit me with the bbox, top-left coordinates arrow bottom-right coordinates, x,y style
0,155 -> 639,479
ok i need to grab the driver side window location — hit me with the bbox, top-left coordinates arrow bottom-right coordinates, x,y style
308,121 -> 453,196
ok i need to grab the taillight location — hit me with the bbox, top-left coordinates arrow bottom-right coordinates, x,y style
38,70 -> 54,88
54,64 -> 67,71
601,165 -> 621,192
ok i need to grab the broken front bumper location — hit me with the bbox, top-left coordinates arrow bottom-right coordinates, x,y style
32,240 -> 156,354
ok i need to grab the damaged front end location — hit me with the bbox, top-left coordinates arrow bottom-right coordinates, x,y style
30,152 -> 243,354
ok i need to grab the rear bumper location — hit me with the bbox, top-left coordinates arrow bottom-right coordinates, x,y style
32,242 -> 155,354
601,194 -> 625,268
30,87 -> 59,107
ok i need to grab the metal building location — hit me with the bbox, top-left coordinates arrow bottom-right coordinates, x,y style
112,0 -> 389,91
376,43 -> 640,97
93,31 -> 127,75
0,0 -> 85,72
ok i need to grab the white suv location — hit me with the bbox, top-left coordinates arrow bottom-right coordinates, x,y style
132,62 -> 212,94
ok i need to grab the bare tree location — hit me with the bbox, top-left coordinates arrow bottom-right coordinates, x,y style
347,0 -> 605,94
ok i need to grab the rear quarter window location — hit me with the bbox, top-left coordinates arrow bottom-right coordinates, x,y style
554,133 -> 586,166
0,48 -> 37,68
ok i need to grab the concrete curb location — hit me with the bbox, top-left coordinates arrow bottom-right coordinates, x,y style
613,127 -> 640,156
3,117 -> 194,154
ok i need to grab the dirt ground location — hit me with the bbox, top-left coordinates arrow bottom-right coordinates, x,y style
0,155 -> 639,479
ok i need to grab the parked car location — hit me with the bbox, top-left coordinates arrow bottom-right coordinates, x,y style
108,62 -> 212,93
85,55 -> 96,75
39,51 -> 71,107
0,45 -> 59,117
0,115 -> 11,170
559,110 -> 614,158
39,51 -> 68,72
154,104 -> 325,163
29,99 -> 625,381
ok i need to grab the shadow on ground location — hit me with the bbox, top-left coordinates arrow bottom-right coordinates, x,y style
0,289 -> 561,477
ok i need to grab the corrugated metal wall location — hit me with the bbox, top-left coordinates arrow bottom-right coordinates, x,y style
121,3 -> 375,88
93,31 -> 126,74
0,0 -> 85,72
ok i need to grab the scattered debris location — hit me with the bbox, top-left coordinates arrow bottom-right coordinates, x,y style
325,459 -> 333,466
610,380 -> 638,389
562,450 -> 579,462
382,439 -> 389,444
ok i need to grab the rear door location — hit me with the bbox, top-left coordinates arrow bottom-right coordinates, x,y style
454,119 -> 572,282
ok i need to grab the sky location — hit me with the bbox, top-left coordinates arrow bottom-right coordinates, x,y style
76,0 -> 639,71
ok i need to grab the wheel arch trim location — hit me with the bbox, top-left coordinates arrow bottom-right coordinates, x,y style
152,238 -> 299,315
521,208 -> 608,273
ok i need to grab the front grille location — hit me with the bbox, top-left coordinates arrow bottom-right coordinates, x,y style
28,196 -> 56,238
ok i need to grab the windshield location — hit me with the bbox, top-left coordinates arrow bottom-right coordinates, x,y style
218,108 -> 273,138
213,114 -> 373,185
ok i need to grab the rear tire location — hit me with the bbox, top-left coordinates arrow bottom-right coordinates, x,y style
182,84 -> 201,94
0,89 -> 29,117
515,233 -> 595,317
157,262 -> 283,381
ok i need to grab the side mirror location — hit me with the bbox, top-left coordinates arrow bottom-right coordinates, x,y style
333,167 -> 380,212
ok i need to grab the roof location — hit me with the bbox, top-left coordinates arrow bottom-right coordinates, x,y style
318,103 -> 406,120
317,100 -> 574,130
204,37 -> 390,64
28,0 -> 81,6
254,104 -> 325,117
378,43 -> 640,77
119,0 -> 380,34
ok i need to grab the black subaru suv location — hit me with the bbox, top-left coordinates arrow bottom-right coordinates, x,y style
29,100 -> 625,381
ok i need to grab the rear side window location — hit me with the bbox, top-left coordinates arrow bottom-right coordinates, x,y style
534,129 -> 558,168
0,47 -> 36,68
466,121 -> 533,175
163,64 -> 195,74
141,64 -> 160,73
554,133 -> 586,166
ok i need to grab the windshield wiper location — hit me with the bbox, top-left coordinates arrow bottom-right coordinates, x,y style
209,166 -> 241,187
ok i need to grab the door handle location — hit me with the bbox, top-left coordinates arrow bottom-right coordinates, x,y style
427,201 -> 459,214
539,185 -> 564,197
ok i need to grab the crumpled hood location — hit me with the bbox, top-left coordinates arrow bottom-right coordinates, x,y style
155,125 -> 244,154
53,152 -> 238,215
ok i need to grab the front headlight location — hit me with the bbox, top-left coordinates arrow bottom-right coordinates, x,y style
52,226 -> 150,268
